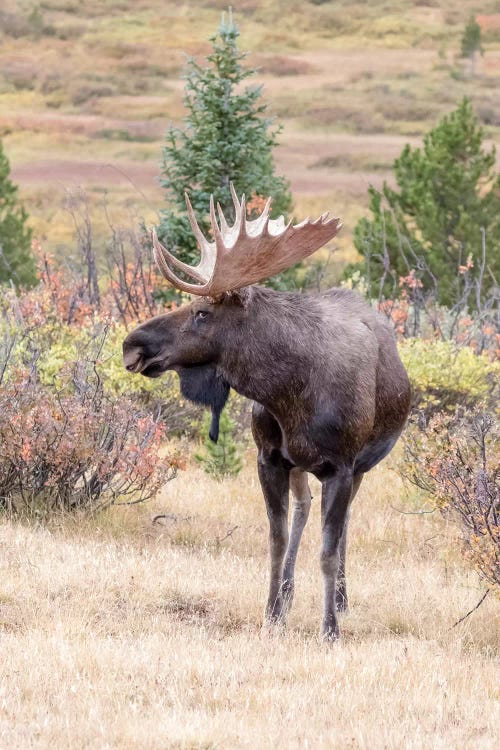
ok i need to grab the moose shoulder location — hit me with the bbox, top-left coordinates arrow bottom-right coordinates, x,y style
123,186 -> 411,640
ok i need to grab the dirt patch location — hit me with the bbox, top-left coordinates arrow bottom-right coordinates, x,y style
477,14 -> 500,30
0,111 -> 163,139
11,159 -> 161,190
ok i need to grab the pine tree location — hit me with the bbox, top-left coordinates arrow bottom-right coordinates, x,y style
461,17 -> 483,77
0,140 -> 35,286
158,10 -> 291,270
195,409 -> 242,480
352,99 -> 500,308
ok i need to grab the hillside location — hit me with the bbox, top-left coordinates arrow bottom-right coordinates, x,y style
1,1 -> 499,272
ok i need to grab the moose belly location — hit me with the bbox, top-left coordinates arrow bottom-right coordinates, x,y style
253,402 -> 372,476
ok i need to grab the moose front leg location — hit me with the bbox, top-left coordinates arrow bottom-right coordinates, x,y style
320,465 -> 354,640
257,454 -> 290,625
282,469 -> 312,611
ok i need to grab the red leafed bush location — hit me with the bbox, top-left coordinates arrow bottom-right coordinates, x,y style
0,364 -> 178,515
0,224 -> 188,518
403,411 -> 499,589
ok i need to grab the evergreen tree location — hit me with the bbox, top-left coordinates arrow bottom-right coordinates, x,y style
195,409 -> 242,480
158,10 -> 291,272
461,16 -> 483,76
352,99 -> 500,308
0,140 -> 35,286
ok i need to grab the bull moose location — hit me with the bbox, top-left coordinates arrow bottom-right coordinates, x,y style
123,187 -> 411,640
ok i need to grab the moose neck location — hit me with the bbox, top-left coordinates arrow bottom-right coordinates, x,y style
217,286 -> 323,415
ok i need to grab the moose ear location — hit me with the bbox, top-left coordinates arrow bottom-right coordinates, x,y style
177,365 -> 230,443
209,288 -> 252,308
227,287 -> 252,307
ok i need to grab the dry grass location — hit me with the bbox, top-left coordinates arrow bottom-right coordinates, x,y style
1,451 -> 498,748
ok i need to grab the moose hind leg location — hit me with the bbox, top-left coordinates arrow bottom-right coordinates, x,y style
320,466 -> 354,640
335,472 -> 363,613
282,469 -> 312,612
257,454 -> 290,625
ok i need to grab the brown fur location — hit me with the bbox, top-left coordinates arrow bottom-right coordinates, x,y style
123,285 -> 411,639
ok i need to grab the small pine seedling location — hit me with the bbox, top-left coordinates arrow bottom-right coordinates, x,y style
195,409 -> 242,480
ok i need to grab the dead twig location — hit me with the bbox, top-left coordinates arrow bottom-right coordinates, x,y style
215,525 -> 239,544
152,513 -> 193,525
390,504 -> 437,515
450,589 -> 491,629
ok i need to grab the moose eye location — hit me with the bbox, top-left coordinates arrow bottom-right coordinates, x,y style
195,310 -> 210,321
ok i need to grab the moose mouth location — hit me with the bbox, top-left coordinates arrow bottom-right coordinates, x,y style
141,361 -> 168,378
124,352 -> 170,378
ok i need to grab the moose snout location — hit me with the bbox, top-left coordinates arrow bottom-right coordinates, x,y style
123,341 -> 147,373
123,332 -> 151,369
123,328 -> 167,376
123,348 -> 143,373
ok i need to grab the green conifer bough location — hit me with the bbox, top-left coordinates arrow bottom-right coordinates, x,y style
352,99 -> 500,308
158,11 -> 291,271
0,140 -> 35,287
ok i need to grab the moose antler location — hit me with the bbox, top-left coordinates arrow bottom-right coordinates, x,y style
152,183 -> 341,295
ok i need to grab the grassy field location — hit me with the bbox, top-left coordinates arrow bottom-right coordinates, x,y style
1,0 -> 500,276
1,451 -> 498,748
1,4 -> 500,747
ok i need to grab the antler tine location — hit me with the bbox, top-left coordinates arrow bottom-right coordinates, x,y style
184,193 -> 213,254
209,195 -> 224,247
245,195 -> 272,238
267,213 -> 292,237
151,228 -> 206,287
217,202 -> 230,235
229,181 -> 241,217
239,193 -> 246,232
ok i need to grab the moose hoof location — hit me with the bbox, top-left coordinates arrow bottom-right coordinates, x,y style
262,617 -> 286,637
321,619 -> 341,642
264,601 -> 287,629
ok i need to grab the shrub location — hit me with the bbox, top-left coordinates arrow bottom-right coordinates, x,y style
346,243 -> 499,359
400,339 -> 499,421
71,84 -> 116,106
461,16 -> 483,76
403,411 -> 499,590
0,360 -> 177,517
0,5 -> 53,39
0,233 -> 186,516
0,257 -> 200,438
256,55 -> 313,76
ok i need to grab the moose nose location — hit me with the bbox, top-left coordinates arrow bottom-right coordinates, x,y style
123,324 -> 166,374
